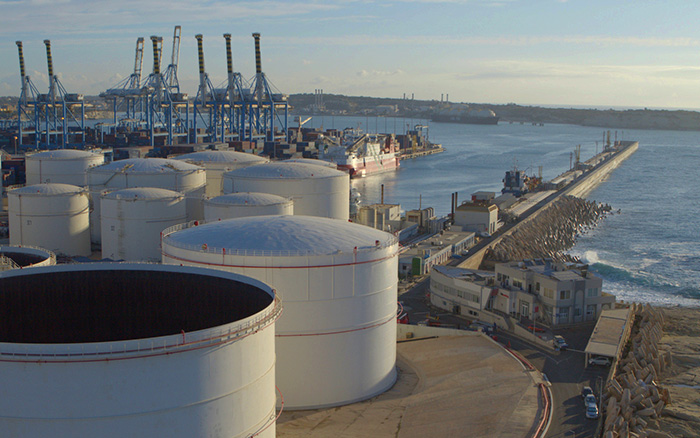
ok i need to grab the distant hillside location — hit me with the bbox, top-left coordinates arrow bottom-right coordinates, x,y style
3,93 -> 699,131
288,93 -> 700,131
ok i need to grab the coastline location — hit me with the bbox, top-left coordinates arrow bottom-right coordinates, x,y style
655,306 -> 700,437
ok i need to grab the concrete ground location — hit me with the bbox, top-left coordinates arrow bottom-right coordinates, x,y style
277,335 -> 543,438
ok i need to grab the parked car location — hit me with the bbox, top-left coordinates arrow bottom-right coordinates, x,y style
584,394 -> 597,409
586,404 -> 599,419
588,356 -> 611,367
581,386 -> 594,399
553,335 -> 569,351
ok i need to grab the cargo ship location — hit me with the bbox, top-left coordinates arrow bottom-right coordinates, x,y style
319,128 -> 399,178
431,105 -> 499,125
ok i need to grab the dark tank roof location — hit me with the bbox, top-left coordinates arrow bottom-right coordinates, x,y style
0,265 -> 273,344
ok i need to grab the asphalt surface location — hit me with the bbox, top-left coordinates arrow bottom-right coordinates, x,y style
399,278 -> 609,438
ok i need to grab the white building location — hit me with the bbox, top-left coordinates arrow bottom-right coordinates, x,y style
399,230 -> 475,277
429,266 -> 495,320
429,258 -> 615,327
494,259 -> 615,326
454,201 -> 498,235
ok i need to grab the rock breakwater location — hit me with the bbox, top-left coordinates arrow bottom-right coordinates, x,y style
482,195 -> 611,268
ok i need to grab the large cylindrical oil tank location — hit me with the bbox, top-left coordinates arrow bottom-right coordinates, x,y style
87,158 -> 206,243
0,263 -> 280,438
222,162 -> 349,220
8,183 -> 91,256
0,245 -> 56,270
204,192 -> 293,222
282,158 -> 338,169
162,215 -> 399,409
172,150 -> 269,197
26,149 -> 105,186
101,188 -> 187,262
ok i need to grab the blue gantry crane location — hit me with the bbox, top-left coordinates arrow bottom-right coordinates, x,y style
102,26 -> 188,147
192,33 -> 222,143
100,37 -> 147,133
246,32 -> 288,143
15,41 -> 41,148
141,27 -> 190,147
15,40 -> 85,149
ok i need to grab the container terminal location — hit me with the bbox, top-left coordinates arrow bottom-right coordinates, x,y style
1,27 -> 442,173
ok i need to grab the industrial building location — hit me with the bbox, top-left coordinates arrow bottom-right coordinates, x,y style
355,203 -> 419,241
399,229 -> 476,276
494,259 -> 615,325
430,258 -> 616,327
454,200 -> 499,235
429,266 -> 495,320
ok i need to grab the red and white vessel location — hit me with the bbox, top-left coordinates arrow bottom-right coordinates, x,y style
320,128 -> 399,178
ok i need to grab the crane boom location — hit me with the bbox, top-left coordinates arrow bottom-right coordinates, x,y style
150,36 -> 162,75
133,37 -> 144,88
16,41 -> 28,103
168,25 -> 181,89
43,39 -> 56,101
252,32 -> 263,102
195,34 -> 207,105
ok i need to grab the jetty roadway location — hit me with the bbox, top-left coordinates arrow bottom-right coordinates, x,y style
457,140 -> 638,270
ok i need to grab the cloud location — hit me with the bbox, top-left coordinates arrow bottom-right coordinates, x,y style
357,69 -> 405,77
452,60 -> 700,83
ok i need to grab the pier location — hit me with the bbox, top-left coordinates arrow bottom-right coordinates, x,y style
457,140 -> 639,270
399,145 -> 444,160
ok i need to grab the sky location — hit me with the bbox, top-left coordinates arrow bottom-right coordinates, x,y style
2,0 -> 700,109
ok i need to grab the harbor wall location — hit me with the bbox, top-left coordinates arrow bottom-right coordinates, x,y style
564,141 -> 639,198
457,141 -> 638,270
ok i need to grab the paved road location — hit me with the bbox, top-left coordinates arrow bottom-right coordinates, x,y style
399,280 -> 608,438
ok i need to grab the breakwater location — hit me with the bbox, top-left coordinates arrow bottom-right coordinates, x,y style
604,304 -> 673,438
481,196 -> 612,267
458,141 -> 638,270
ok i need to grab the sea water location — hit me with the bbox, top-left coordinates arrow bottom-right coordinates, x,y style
301,114 -> 700,307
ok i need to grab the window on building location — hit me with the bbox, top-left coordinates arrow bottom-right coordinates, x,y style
587,287 -> 598,297
513,280 -> 523,289
544,288 -> 554,299
536,282 -> 540,292
559,290 -> 571,300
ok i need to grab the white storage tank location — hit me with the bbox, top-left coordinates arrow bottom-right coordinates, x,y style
0,245 -> 56,270
162,215 -> 399,409
26,149 -> 105,186
172,150 -> 269,197
101,188 -> 187,262
0,263 -> 280,438
204,192 -> 293,222
8,183 -> 91,257
282,158 -> 338,169
87,158 -> 206,243
222,162 -> 349,220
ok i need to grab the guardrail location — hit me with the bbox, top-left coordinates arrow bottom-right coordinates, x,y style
0,296 -> 282,362
161,220 -> 399,257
